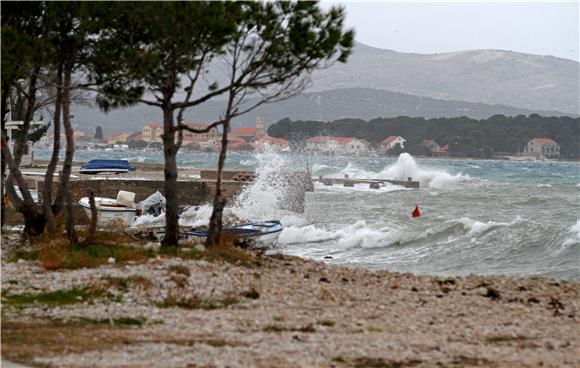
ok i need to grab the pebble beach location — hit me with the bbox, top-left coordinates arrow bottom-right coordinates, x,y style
1,233 -> 579,368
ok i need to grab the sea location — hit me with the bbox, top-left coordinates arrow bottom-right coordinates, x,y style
36,148 -> 580,280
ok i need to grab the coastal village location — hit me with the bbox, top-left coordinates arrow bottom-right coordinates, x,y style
28,114 -> 562,160
2,2 -> 578,368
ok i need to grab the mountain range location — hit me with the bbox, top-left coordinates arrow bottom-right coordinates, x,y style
71,42 -> 579,134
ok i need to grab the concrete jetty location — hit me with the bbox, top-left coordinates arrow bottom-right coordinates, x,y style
3,170 -> 310,226
313,176 -> 420,189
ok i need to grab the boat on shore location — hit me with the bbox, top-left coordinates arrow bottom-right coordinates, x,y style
79,159 -> 136,175
79,192 -> 137,227
130,220 -> 284,249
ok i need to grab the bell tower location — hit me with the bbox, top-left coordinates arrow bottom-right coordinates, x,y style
256,113 -> 265,130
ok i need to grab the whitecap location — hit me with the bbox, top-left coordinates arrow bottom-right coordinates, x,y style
562,220 -> 580,247
455,216 -> 523,236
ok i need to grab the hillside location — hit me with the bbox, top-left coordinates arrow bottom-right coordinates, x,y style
71,87 -> 568,135
309,42 -> 579,114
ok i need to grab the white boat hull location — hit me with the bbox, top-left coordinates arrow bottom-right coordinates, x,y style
79,197 -> 136,227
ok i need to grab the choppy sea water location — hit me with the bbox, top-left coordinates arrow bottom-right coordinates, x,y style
36,149 -> 580,280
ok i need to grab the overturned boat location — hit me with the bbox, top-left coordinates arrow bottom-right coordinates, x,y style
79,191 -> 137,227
79,159 -> 136,175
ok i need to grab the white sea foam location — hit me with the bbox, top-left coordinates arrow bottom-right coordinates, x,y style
562,220 -> 580,247
323,153 -> 470,189
455,216 -> 523,236
279,220 -> 404,250
313,181 -> 407,193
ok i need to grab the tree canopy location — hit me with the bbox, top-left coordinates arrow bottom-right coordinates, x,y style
268,115 -> 580,159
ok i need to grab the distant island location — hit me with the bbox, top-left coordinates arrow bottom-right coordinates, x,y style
268,114 -> 580,159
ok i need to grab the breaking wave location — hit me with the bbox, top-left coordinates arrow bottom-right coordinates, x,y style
563,220 -> 580,247
321,153 -> 470,189
454,216 -> 524,236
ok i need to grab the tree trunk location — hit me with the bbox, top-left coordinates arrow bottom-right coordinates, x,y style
1,82 -> 9,227
161,105 -> 179,247
206,119 -> 230,247
53,63 -> 74,221
43,64 -> 63,233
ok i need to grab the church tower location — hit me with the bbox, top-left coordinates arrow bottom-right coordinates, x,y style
255,113 -> 265,130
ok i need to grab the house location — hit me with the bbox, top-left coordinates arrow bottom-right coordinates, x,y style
202,136 -> 247,152
380,136 -> 406,153
128,132 -> 143,142
432,144 -> 449,157
252,134 -> 289,151
107,132 -> 129,144
340,137 -> 371,156
305,136 -> 370,156
523,138 -> 560,159
142,124 -> 162,143
230,127 -> 261,143
182,123 -> 220,144
421,139 -> 440,151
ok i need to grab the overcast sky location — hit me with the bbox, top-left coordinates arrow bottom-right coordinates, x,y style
322,1 -> 579,61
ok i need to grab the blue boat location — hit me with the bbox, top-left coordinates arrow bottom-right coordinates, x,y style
80,159 -> 137,175
182,220 -> 284,249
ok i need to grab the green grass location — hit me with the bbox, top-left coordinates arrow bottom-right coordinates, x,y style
2,287 -> 105,306
156,295 -> 239,310
7,249 -> 39,262
318,319 -> 335,327
39,243 -> 156,270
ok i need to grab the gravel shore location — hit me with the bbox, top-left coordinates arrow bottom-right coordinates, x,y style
1,235 -> 579,368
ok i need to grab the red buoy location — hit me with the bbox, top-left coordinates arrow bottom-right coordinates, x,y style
412,205 -> 421,217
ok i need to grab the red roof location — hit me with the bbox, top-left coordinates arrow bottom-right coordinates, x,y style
531,138 -> 558,145
432,144 -> 449,153
232,127 -> 259,136
144,124 -> 161,129
381,136 -> 402,145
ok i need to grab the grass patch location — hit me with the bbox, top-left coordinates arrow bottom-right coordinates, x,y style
74,316 -> 145,327
263,324 -> 286,332
168,264 -> 191,277
2,287 -> 107,307
318,319 -> 335,327
367,326 -> 383,333
39,243 -> 154,270
485,335 -> 531,343
101,275 -> 152,291
158,239 -> 260,268
7,248 -> 39,262
332,356 -> 346,364
156,295 -> 239,310
263,323 -> 316,333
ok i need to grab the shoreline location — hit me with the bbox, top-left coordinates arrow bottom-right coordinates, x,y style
2,233 -> 578,368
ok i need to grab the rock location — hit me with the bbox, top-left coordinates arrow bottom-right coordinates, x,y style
108,257 -> 116,265
484,287 -> 501,300
194,244 -> 206,252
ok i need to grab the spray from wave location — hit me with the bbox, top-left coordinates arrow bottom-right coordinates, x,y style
318,153 -> 470,189
133,146 -> 300,228
378,153 -> 470,189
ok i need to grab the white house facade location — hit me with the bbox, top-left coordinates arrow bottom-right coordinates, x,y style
523,138 -> 560,159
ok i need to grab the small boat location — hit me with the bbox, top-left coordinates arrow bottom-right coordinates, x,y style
182,220 -> 284,249
79,192 -> 137,227
79,159 -> 136,175
135,220 -> 284,249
